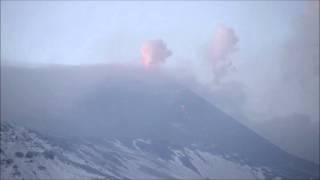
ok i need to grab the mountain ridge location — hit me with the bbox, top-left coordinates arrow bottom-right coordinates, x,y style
1,65 -> 319,179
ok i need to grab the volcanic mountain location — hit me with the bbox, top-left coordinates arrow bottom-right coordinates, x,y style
1,65 -> 319,179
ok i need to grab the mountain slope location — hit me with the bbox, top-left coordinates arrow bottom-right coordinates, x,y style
0,121 -> 273,179
1,65 -> 319,179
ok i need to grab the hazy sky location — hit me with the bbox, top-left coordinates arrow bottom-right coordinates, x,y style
1,1 -> 305,64
1,1 -> 319,123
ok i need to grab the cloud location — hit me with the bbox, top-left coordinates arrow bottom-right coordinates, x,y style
264,1 -> 319,122
235,2 -> 318,161
208,24 -> 238,81
140,39 -> 172,68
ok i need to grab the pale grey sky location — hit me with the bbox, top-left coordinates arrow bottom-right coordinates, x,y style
1,1 -> 305,65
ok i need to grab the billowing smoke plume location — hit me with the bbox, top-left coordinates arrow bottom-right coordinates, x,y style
140,39 -> 172,68
209,24 -> 238,81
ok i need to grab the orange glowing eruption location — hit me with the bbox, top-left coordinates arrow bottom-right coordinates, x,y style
210,24 -> 238,66
208,24 -> 238,81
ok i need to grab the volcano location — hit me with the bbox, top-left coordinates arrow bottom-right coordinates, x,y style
1,65 -> 319,179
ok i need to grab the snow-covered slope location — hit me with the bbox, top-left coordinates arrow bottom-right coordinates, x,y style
0,122 -> 273,179
1,121 -> 319,180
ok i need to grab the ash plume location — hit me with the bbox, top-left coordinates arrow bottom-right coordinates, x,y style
140,39 -> 172,69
